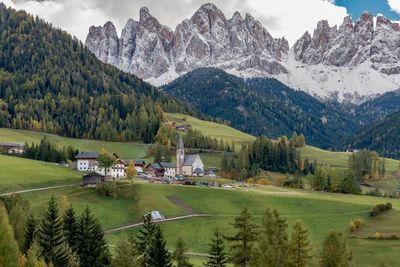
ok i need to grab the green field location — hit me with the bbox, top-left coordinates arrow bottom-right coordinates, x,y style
165,113 -> 256,150
16,181 -> 400,266
0,128 -> 149,159
301,146 -> 399,179
0,155 -> 81,192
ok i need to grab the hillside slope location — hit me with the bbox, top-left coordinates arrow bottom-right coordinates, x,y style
163,68 -> 356,148
340,112 -> 400,159
0,4 -> 198,143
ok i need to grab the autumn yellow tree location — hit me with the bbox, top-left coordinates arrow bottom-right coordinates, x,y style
126,160 -> 137,186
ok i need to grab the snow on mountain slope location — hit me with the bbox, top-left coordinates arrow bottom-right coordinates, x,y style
85,3 -> 400,103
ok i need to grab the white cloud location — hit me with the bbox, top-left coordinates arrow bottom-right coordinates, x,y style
388,0 -> 400,13
3,0 -> 348,45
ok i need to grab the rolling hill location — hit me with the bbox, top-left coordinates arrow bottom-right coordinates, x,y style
340,112 -> 400,159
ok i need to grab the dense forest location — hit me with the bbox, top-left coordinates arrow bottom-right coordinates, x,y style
164,68 -> 357,149
340,112 -> 400,159
0,4 -> 199,143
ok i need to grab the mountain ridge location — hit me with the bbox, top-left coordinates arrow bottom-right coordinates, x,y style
86,3 -> 400,102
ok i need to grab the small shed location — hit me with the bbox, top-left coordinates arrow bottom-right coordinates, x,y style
82,172 -> 105,186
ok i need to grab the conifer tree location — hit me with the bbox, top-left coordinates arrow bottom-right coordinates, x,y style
63,205 -> 78,253
251,208 -> 289,267
0,205 -> 20,267
173,238 -> 192,267
320,231 -> 352,267
76,207 -> 111,267
226,208 -> 257,267
37,195 -> 70,267
25,243 -> 49,267
134,214 -> 157,265
204,229 -> 228,267
23,214 -> 37,254
112,238 -> 140,267
149,227 -> 172,267
289,220 -> 312,267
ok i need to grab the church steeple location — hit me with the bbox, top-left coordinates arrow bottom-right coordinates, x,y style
177,136 -> 185,175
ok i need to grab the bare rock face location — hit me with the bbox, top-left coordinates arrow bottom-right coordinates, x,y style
295,12 -> 400,72
85,3 -> 288,79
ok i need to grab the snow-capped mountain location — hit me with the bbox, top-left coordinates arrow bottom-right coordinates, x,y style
85,3 -> 400,102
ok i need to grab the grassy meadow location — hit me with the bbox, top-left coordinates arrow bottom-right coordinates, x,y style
165,113 -> 256,150
15,181 -> 400,266
0,155 -> 81,193
0,128 -> 149,159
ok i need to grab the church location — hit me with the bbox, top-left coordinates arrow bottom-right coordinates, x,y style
176,136 -> 204,177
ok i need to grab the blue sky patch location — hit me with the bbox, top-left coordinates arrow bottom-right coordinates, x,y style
335,0 -> 400,21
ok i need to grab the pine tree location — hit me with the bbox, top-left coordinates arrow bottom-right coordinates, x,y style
112,238 -> 140,267
250,208 -> 289,267
76,207 -> 111,267
0,205 -> 20,267
37,195 -> 71,267
23,214 -> 37,254
134,214 -> 157,265
226,208 -> 258,267
289,220 -> 312,267
149,227 -> 172,267
204,229 -> 228,267
173,238 -> 192,267
25,243 -> 49,267
320,231 -> 352,267
63,205 -> 78,253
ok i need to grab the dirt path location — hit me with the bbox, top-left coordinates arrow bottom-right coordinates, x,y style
105,214 -> 213,234
167,196 -> 196,213
0,184 -> 76,196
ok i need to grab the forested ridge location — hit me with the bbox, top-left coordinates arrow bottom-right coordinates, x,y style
0,4 -> 199,143
340,112 -> 400,159
163,68 -> 357,149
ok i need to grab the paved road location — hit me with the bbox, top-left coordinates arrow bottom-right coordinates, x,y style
105,214 -> 213,234
0,184 -> 76,196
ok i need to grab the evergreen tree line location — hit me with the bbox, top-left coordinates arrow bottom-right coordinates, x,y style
221,136 -> 303,179
23,137 -> 79,163
0,4 -> 199,144
155,125 -> 237,152
348,150 -> 386,181
0,194 -> 111,267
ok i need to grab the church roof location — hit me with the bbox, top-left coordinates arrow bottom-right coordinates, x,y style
183,155 -> 199,166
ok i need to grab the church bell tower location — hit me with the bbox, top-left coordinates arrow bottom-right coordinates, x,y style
177,136 -> 185,175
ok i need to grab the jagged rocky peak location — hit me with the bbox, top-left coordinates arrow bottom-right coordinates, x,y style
85,2 -> 289,79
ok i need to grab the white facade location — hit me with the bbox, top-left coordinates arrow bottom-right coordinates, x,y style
164,167 -> 176,178
98,160 -> 126,179
77,159 -> 98,172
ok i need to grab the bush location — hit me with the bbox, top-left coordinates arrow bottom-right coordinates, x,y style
370,203 -> 392,217
96,182 -> 117,198
374,232 -> 383,240
349,219 -> 362,232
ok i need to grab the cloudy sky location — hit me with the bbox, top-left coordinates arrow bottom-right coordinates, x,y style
3,0 -> 400,45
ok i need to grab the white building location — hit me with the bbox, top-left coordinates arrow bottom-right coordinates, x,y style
75,152 -> 99,172
74,152 -> 125,179
159,163 -> 176,178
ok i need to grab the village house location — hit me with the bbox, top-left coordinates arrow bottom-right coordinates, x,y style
0,143 -> 25,154
82,172 -> 105,187
74,152 -> 126,178
147,163 -> 165,177
123,160 -> 146,173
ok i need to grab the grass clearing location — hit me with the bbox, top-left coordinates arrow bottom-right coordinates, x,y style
165,113 -> 255,150
0,128 -> 149,159
0,155 -> 81,192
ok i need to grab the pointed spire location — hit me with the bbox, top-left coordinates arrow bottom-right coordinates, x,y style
178,135 -> 184,150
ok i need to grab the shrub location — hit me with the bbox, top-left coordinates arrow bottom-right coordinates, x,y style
374,232 -> 383,240
96,181 -> 117,198
353,219 -> 362,228
349,222 -> 357,233
370,203 -> 392,217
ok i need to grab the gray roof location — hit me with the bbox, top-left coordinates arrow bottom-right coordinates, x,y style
123,160 -> 146,165
148,163 -> 163,170
183,155 -> 199,166
0,143 -> 25,147
160,162 -> 176,169
75,152 -> 99,159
